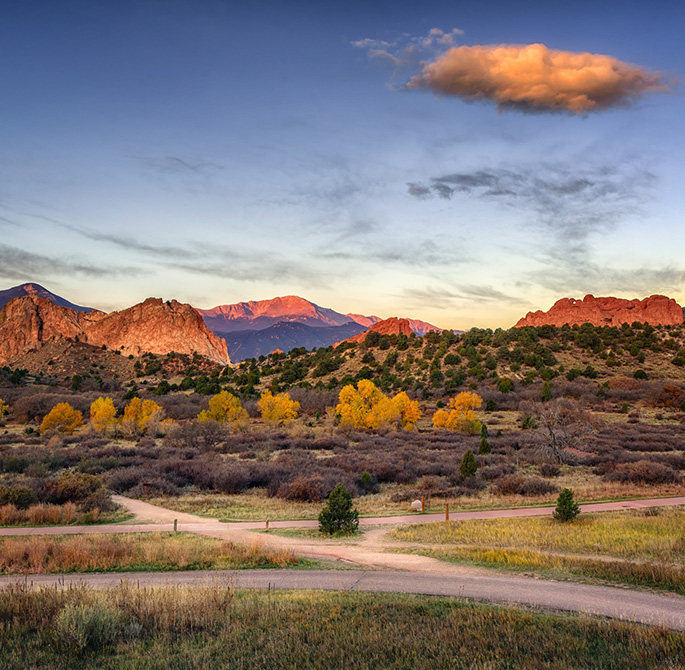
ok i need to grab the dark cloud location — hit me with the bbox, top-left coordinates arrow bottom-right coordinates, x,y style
0,244 -> 144,281
408,162 -> 655,243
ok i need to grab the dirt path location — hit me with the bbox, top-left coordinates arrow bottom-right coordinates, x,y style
2,568 -> 683,631
2,495 -> 684,630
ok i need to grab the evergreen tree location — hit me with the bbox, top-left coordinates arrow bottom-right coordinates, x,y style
478,437 -> 491,455
542,381 -> 552,402
318,483 -> 359,535
459,449 -> 478,477
553,488 -> 580,522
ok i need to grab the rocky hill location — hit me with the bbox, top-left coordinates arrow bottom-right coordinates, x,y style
515,295 -> 684,328
0,296 -> 230,366
339,317 -> 440,346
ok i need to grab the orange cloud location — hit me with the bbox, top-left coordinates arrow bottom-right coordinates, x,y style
406,43 -> 668,113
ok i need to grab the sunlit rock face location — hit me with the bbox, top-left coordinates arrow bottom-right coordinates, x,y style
0,296 -> 230,365
514,294 -> 684,328
338,316 -> 441,346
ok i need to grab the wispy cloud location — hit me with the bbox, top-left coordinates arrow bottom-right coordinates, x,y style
137,155 -> 224,176
0,244 -> 144,281
402,284 -> 530,310
408,162 -> 655,243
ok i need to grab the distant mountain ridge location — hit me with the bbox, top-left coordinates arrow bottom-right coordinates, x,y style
197,295 -> 382,332
220,321 -> 368,361
0,283 -> 95,313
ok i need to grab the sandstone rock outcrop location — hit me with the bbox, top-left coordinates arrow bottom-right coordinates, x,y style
514,294 -> 684,328
0,296 -> 230,366
338,317 -> 439,346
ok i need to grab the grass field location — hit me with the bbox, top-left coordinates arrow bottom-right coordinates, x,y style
0,583 -> 682,669
147,479 -> 684,522
390,508 -> 685,594
0,532 -> 297,573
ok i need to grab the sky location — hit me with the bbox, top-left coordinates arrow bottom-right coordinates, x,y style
1,0 -> 683,329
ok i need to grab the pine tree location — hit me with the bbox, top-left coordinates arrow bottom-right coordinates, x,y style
553,488 -> 580,522
478,437 -> 491,455
459,449 -> 478,477
318,483 -> 359,535
542,381 -> 552,402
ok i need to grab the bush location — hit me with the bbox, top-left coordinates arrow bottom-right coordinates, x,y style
318,483 -> 359,535
478,437 -> 491,455
55,603 -> 126,651
0,484 -> 37,509
604,460 -> 681,485
494,474 -> 557,496
553,488 -> 580,522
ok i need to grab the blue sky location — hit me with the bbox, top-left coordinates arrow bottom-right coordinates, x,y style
1,0 -> 682,328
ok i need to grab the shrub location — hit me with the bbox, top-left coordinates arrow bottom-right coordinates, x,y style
494,474 -> 557,496
277,475 -> 327,502
55,603 -> 126,651
553,488 -> 580,522
318,483 -> 359,535
0,484 -> 37,509
604,460 -> 681,485
539,463 -> 560,478
478,437 -> 491,455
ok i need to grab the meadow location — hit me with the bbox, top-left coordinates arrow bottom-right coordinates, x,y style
0,582 -> 683,669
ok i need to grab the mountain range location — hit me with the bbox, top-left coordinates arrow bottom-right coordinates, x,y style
0,284 -> 443,364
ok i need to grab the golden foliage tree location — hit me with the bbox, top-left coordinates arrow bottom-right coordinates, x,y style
120,397 -> 164,436
90,397 -> 117,435
433,391 -> 482,434
0,398 -> 8,418
336,380 -> 421,431
198,391 -> 249,430
258,390 -> 300,427
40,403 -> 83,435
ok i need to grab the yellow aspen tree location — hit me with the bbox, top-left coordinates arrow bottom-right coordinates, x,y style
336,379 -> 386,430
120,397 -> 164,435
198,391 -> 249,430
90,397 -> 117,435
258,390 -> 300,427
432,391 -> 482,434
0,398 -> 8,418
391,391 -> 421,430
40,403 -> 83,435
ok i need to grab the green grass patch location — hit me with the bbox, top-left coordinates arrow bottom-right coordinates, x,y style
0,583 -> 682,669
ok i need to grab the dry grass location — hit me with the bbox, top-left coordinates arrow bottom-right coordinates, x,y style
390,508 -> 685,594
148,476 -> 684,522
0,583 -> 683,669
391,507 -> 685,561
0,502 -> 130,527
0,532 -> 296,574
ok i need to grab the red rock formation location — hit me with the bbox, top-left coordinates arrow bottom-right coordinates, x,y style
514,294 -> 684,328
0,296 -> 230,366
338,317 -> 427,346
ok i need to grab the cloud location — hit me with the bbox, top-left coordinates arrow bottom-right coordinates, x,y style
0,244 -> 144,281
408,162 -> 655,243
405,43 -> 669,114
403,284 -> 529,310
137,155 -> 224,176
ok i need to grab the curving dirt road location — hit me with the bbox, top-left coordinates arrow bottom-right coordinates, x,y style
1,495 -> 684,630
